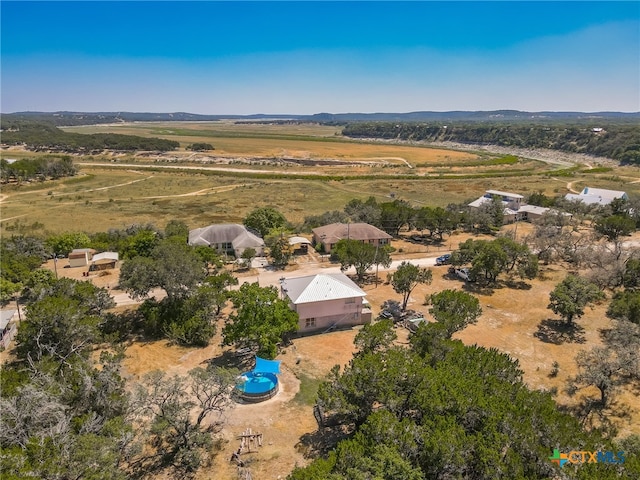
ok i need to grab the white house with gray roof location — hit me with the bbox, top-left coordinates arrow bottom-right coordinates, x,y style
188,224 -> 265,257
469,189 -> 558,223
280,273 -> 372,333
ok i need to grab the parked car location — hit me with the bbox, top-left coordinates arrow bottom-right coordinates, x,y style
436,254 -> 452,265
448,266 -> 472,281
454,267 -> 472,281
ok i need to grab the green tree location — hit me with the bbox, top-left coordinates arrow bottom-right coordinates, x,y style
240,247 -> 256,269
623,258 -> 640,290
119,242 -> 207,301
118,256 -> 158,300
305,329 -> 630,480
333,239 -> 392,283
548,275 -> 605,324
223,283 -> 299,359
204,271 -> 238,315
45,232 -> 91,256
469,240 -> 507,283
187,142 -> 214,151
164,219 -> 189,242
122,228 -> 160,258
15,296 -> 101,366
429,289 -> 483,337
495,236 -> 539,279
354,318 -> 397,355
243,207 -> 287,238
379,199 -> 413,236
413,206 -> 458,240
595,214 -> 636,242
266,235 -> 293,268
343,196 -> 381,226
607,290 -> 640,324
389,261 -> 433,311
163,286 -> 220,347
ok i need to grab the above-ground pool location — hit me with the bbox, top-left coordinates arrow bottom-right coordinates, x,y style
235,371 -> 279,403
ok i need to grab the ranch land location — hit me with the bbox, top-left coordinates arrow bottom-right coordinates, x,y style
1,121 -> 640,478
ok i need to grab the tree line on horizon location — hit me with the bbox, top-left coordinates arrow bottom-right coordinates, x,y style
342,122 -> 640,165
0,121 -> 179,153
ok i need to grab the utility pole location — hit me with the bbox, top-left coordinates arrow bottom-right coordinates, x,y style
374,243 -> 379,288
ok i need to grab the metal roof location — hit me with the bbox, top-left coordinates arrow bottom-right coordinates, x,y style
92,252 -> 119,263
312,223 -> 392,244
188,224 -> 264,249
281,273 -> 366,304
0,310 -> 16,330
485,189 -> 524,199
288,236 -> 312,245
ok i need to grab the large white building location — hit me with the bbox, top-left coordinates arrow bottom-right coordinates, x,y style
468,190 -> 551,222
564,187 -> 628,207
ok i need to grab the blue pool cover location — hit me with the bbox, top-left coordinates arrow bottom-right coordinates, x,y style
238,372 -> 278,394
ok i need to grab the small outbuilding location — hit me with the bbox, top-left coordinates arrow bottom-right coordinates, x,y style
288,236 -> 312,254
68,248 -> 96,268
0,309 -> 17,349
90,252 -> 119,271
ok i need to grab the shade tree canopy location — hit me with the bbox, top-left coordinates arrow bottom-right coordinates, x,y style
223,282 -> 299,359
243,207 -> 288,238
301,330 -> 635,479
428,289 -> 482,337
119,242 -> 207,301
332,239 -> 392,283
547,274 -> 605,324
389,261 -> 433,311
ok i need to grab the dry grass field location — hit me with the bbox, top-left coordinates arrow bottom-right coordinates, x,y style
1,164 -> 638,235
3,122 -> 639,236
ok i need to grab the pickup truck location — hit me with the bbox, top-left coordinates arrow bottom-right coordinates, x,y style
436,254 -> 451,266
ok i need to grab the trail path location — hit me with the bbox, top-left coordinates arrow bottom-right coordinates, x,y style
78,162 -> 320,175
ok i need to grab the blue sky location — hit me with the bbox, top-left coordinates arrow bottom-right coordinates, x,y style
2,1 -> 639,114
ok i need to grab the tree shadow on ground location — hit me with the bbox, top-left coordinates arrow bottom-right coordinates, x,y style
561,397 -> 627,436
503,279 -> 533,290
461,281 -> 495,296
295,426 -> 352,459
351,273 -> 384,287
534,318 -> 586,344
205,350 -> 254,370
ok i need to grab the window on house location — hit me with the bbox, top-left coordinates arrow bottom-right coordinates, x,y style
305,318 -> 316,328
345,298 -> 355,304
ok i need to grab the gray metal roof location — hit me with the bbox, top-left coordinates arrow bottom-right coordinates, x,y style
312,223 -> 392,244
281,273 -> 366,304
188,224 -> 264,249
0,310 -> 16,330
288,236 -> 312,245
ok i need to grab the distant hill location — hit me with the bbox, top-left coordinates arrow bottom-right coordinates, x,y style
3,110 -> 639,126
